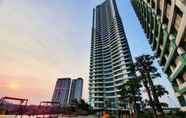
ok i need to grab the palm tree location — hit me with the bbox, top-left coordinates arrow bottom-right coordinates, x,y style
135,54 -> 167,118
137,71 -> 158,118
154,85 -> 169,108
118,79 -> 142,118
154,85 -> 169,98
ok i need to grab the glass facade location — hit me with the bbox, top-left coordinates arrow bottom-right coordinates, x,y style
69,78 -> 83,103
89,0 -> 135,111
52,78 -> 71,106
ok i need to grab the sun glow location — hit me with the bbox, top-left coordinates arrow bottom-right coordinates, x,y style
9,83 -> 19,90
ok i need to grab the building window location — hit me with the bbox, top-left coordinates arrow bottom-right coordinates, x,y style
178,76 -> 185,84
178,95 -> 186,106
152,1 -> 155,9
167,67 -> 172,76
105,93 -> 115,96
163,16 -> 169,25
105,83 -> 113,86
172,79 -> 179,89
115,80 -> 123,84
159,32 -> 163,46
173,6 -> 183,32
179,71 -> 186,84
166,2 -> 171,18
171,53 -> 179,70
157,8 -> 162,16
183,70 -> 186,79
95,98 -> 103,101
167,0 -> 171,5
106,87 -> 114,91
162,57 -> 166,65
165,42 -> 170,55
179,29 -> 186,52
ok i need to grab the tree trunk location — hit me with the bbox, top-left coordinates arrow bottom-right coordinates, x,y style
133,99 -> 138,118
147,74 -> 165,118
143,80 -> 158,118
128,97 -> 137,118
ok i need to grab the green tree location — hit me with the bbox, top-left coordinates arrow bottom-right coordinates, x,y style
154,85 -> 169,98
135,54 -> 168,118
118,78 -> 142,118
77,99 -> 91,112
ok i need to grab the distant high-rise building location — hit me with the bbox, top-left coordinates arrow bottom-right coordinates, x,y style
52,78 -> 71,106
69,78 -> 83,103
131,0 -> 186,111
89,0 -> 135,110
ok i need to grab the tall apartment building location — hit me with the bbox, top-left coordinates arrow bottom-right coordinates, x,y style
52,78 -> 71,106
131,0 -> 186,111
69,78 -> 83,103
89,0 -> 135,110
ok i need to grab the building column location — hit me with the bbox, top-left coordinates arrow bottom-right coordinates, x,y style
148,6 -> 153,42
164,35 -> 177,72
159,24 -> 169,64
167,0 -> 176,33
169,54 -> 186,81
142,1 -> 146,29
160,0 -> 166,23
152,10 -> 157,50
155,18 -> 162,53
176,8 -> 186,45
145,4 -> 148,34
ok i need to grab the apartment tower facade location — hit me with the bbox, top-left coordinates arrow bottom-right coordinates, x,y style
69,78 -> 83,103
131,0 -> 186,111
52,78 -> 71,106
89,0 -> 135,110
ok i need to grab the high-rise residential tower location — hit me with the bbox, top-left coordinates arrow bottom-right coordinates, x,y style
89,0 -> 135,110
131,0 -> 186,111
52,78 -> 71,106
69,78 -> 83,103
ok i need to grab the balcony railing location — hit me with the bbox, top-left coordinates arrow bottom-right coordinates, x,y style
174,14 -> 182,31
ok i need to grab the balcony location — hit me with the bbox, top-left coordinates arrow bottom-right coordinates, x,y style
91,90 -> 104,93
165,4 -> 171,19
160,25 -> 169,64
176,82 -> 186,94
92,96 -> 104,98
164,35 -> 177,72
179,0 -> 186,5
94,101 -> 104,103
155,18 -> 162,52
174,14 -> 182,31
178,96 -> 186,107
177,47 -> 186,55
169,54 -> 186,81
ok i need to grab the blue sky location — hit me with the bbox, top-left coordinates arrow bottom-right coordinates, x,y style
118,0 -> 179,107
0,0 -> 179,107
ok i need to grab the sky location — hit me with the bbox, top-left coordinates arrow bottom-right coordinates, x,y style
0,0 -> 179,107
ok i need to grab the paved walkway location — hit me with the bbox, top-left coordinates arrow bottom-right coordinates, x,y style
61,115 -> 96,118
0,115 -> 97,118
